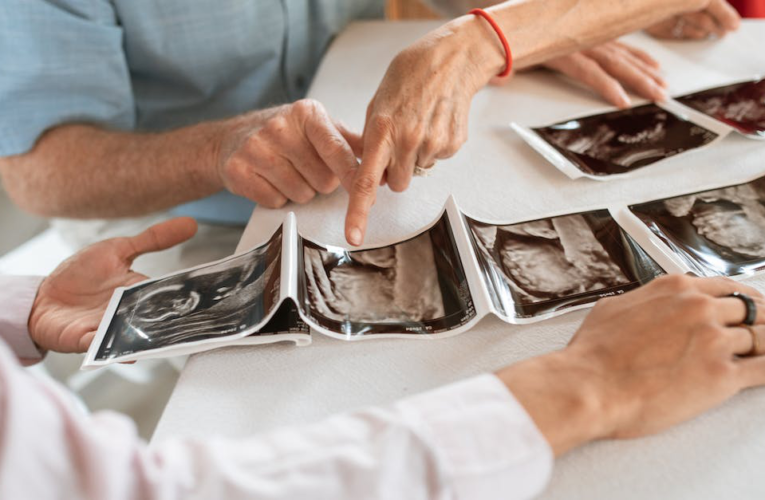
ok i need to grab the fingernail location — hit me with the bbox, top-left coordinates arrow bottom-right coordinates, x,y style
349,228 -> 362,246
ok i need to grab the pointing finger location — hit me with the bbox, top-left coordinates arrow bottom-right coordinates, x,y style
345,125 -> 392,246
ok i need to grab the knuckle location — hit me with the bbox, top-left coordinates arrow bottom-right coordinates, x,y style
659,274 -> 694,293
353,175 -> 378,197
292,98 -> 319,117
261,194 -> 288,209
370,114 -> 395,136
680,292 -> 715,318
706,359 -> 735,379
315,176 -> 339,195
295,189 -> 317,205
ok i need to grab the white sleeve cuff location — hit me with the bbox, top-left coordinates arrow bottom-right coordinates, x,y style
396,374 -> 554,500
0,275 -> 45,363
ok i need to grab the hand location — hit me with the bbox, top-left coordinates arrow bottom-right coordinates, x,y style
344,17 -> 501,246
217,99 -> 363,209
498,275 -> 765,456
28,218 -> 198,354
647,0 -> 740,40
538,41 -> 668,109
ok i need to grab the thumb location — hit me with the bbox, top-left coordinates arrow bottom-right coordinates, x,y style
123,217 -> 198,262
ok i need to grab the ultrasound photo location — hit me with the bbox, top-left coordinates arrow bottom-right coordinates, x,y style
95,229 -> 284,361
534,104 -> 719,176
467,211 -> 664,318
676,78 -> 765,138
630,177 -> 765,277
300,214 -> 476,336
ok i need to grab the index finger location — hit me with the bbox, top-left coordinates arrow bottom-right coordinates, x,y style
344,131 -> 392,246
123,217 -> 199,261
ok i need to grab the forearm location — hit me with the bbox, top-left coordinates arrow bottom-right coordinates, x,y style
1,344 -> 553,500
0,119 -> 234,218
425,0 -> 501,17
457,0 -> 709,77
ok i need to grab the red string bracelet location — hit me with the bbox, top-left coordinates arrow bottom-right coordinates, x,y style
469,8 -> 513,78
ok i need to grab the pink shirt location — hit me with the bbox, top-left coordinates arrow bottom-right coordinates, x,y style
0,275 -> 553,500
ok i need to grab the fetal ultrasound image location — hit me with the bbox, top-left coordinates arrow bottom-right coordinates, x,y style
301,214 -> 476,335
676,78 -> 765,138
630,177 -> 765,277
534,104 -> 719,176
95,229 -> 283,361
467,210 -> 664,318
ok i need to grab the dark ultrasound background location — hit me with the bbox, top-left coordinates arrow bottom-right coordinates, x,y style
534,104 -> 719,176
467,210 -> 664,318
96,229 -> 284,361
631,176 -> 765,277
677,78 -> 765,138
300,214 -> 476,336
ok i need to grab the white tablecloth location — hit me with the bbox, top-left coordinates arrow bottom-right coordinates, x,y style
153,21 -> 765,499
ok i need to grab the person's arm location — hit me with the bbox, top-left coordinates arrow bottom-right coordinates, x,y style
0,341 -> 552,500
344,0 -> 714,245
0,101 -> 362,218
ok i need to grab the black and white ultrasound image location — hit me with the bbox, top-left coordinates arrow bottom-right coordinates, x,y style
95,229 -> 284,361
676,78 -> 765,138
630,177 -> 765,277
534,104 -> 719,176
300,214 -> 476,336
467,211 -> 664,318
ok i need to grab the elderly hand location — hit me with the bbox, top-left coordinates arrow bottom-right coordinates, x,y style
218,99 -> 363,209
647,0 -> 740,40
344,17 -> 499,246
28,218 -> 198,354
539,41 -> 668,109
498,275 -> 765,455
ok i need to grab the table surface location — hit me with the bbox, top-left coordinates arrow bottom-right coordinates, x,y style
153,21 -> 765,499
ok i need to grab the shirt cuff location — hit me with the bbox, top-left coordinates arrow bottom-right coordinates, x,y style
397,374 -> 554,500
0,275 -> 45,364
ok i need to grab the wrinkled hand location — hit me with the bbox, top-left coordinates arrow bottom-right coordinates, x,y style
539,41 -> 668,108
499,275 -> 765,455
344,18 -> 499,246
28,218 -> 198,354
218,99 -> 363,208
647,0 -> 740,40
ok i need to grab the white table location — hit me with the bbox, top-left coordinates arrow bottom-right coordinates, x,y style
153,21 -> 765,499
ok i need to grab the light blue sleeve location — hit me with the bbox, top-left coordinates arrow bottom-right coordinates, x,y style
0,0 -> 135,157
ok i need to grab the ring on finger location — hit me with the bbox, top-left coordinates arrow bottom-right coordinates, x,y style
744,325 -> 761,357
413,163 -> 436,177
729,292 -> 757,326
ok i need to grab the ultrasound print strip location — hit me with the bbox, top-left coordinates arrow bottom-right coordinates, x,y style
532,104 -> 719,176
94,228 -> 284,361
676,78 -> 765,138
630,176 -> 765,277
467,210 -> 664,319
300,213 -> 476,336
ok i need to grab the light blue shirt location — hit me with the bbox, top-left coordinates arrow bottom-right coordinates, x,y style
0,0 -> 384,224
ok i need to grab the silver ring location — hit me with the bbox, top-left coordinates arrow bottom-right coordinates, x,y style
413,163 -> 436,177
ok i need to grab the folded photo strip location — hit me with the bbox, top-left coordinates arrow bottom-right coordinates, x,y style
85,171 -> 765,368
513,77 -> 764,180
84,197 -> 668,368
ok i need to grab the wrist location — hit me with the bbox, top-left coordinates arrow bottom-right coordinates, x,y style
448,14 -> 507,86
496,350 -> 613,456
